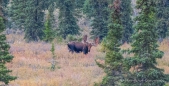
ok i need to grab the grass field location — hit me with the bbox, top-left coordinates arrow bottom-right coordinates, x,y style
1,34 -> 169,86
1,34 -> 104,86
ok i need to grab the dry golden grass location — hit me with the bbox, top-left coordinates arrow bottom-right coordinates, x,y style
2,34 -> 105,86
157,39 -> 169,74
1,34 -> 169,86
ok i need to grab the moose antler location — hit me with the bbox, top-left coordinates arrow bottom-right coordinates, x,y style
83,35 -> 87,43
94,37 -> 100,46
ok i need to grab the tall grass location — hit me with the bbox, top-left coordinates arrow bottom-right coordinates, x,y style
1,34 -> 169,86
2,34 -> 104,86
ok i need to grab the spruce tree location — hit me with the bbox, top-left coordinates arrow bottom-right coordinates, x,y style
156,0 -> 169,42
0,17 -> 16,85
121,0 -> 133,43
43,11 -> 54,42
9,0 -> 27,29
56,0 -> 80,39
0,16 -> 16,85
124,0 -> 169,85
83,0 -> 94,18
83,0 -> 109,40
9,0 -> 55,41
74,0 -> 85,14
23,0 -> 45,41
50,43 -> 56,71
47,2 -> 56,29
97,0 -> 125,85
75,0 -> 85,9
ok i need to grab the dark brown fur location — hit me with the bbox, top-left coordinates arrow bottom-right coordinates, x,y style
67,41 -> 92,54
67,35 -> 99,54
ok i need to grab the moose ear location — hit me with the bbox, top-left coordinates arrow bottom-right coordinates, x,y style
83,35 -> 87,43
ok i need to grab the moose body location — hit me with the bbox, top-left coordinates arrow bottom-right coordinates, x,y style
67,41 -> 92,54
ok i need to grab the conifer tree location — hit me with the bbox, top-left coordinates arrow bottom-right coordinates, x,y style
97,0 -> 125,85
9,0 -> 55,41
9,0 -> 27,29
0,1 -> 17,83
124,0 -> 169,85
83,0 -> 94,18
75,0 -> 85,9
56,0 -> 80,39
156,0 -> 169,42
74,0 -> 85,14
23,0 -> 45,41
0,17 -> 16,85
121,0 -> 133,43
83,0 -> 109,40
47,3 -> 56,29
43,11 -> 54,42
50,43 -> 56,71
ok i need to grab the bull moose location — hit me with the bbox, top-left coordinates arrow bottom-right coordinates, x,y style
67,41 -> 93,54
67,35 -> 99,54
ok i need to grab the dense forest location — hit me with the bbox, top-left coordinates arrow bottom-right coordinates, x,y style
1,0 -> 169,86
